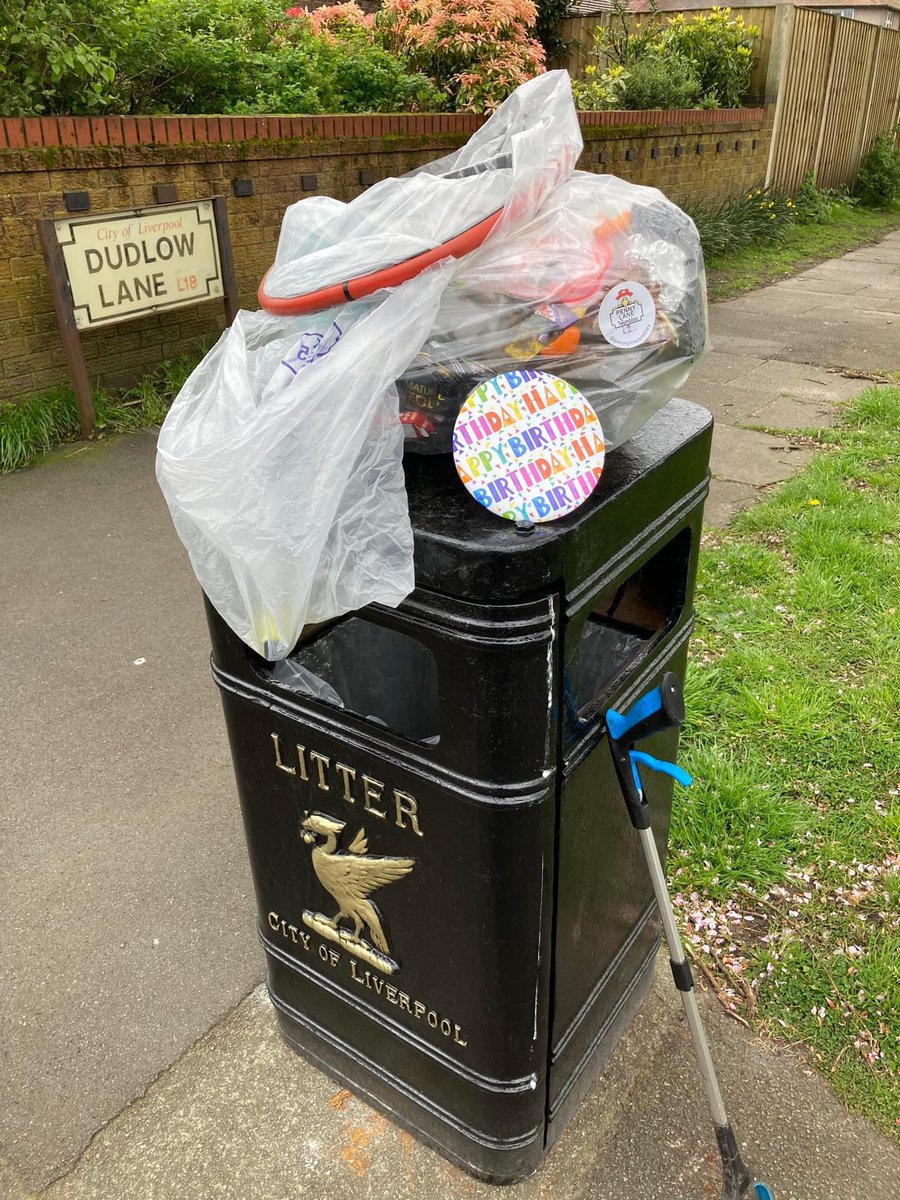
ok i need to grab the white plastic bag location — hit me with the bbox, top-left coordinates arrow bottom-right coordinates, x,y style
262,71 -> 582,306
156,269 -> 448,659
158,73 -> 584,661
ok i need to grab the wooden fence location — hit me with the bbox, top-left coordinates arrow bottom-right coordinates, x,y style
766,6 -> 900,190
560,5 -> 900,193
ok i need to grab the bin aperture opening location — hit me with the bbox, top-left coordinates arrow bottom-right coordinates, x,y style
574,529 -> 691,715
262,617 -> 441,745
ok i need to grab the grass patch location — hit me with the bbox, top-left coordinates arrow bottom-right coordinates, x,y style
705,206 -> 900,301
0,355 -> 196,474
671,384 -> 900,1135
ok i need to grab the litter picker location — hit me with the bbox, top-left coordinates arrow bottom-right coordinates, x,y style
606,673 -> 773,1200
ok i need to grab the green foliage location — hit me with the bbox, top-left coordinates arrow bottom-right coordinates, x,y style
792,170 -> 856,225
674,385 -> 900,1134
660,8 -> 756,109
0,0 -> 118,114
0,356 -> 195,474
534,0 -> 573,64
690,174 -> 872,263
570,63 -> 628,111
704,207 -> 900,302
685,184 -> 794,257
620,55 -> 700,110
856,128 -> 900,207
0,0 -> 441,116
575,1 -> 758,112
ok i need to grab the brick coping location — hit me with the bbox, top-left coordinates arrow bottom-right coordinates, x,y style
0,107 -> 766,150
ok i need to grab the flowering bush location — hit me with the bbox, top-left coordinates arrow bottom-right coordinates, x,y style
685,184 -> 795,257
660,8 -> 757,109
287,3 -> 375,40
378,0 -> 546,112
575,2 -> 758,112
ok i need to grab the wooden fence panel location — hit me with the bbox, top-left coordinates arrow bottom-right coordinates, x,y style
864,28 -> 900,152
817,19 -> 878,187
768,9 -> 834,191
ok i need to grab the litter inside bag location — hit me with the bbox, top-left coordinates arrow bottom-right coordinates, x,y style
157,70 -> 707,669
397,172 -> 707,453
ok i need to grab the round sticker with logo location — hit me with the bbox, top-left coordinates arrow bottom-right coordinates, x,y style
598,280 -> 656,349
452,370 -> 605,524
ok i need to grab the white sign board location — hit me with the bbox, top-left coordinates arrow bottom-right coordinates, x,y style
54,201 -> 223,330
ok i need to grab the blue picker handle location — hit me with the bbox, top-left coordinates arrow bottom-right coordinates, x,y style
606,673 -> 691,829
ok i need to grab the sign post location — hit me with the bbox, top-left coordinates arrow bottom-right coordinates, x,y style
38,196 -> 237,436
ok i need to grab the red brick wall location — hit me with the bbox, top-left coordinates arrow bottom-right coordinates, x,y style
0,107 -> 768,404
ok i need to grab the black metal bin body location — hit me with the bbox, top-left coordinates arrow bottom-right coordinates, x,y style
205,398 -> 713,1183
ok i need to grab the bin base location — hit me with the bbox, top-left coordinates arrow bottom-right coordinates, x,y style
270,941 -> 657,1184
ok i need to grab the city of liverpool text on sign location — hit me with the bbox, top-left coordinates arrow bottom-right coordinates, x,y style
54,201 -> 223,330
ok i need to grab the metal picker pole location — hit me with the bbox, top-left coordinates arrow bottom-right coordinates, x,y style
605,674 -> 772,1200
637,823 -> 729,1127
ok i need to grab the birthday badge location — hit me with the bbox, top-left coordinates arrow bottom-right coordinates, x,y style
452,371 -> 605,524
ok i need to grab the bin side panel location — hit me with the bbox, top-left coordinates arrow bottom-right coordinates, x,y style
548,637 -> 691,1125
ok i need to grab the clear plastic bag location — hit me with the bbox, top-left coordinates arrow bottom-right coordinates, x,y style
157,70 -> 707,663
156,269 -> 448,660
261,70 -> 582,309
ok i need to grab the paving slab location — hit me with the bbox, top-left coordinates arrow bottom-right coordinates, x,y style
751,395 -> 837,430
703,333 -> 790,357
708,425 -> 811,487
801,257 -> 891,277
670,379 -> 764,425
0,434 -> 263,1190
707,309 -> 900,370
825,286 -> 900,314
704,480 -> 759,527
776,273 -> 869,295
715,289 -> 830,317
685,350 -> 767,384
842,247 -> 900,264
24,962 -> 900,1200
736,359 -> 865,404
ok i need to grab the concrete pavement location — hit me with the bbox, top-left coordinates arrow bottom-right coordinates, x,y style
2,231 -> 900,1200
689,230 -> 900,525
0,436 -> 262,1189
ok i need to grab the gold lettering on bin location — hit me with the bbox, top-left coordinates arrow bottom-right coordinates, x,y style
269,732 -> 424,839
309,751 -> 330,791
361,775 -> 387,819
300,814 -> 412,975
334,762 -> 357,805
393,790 -> 423,838
271,733 -> 296,775
296,744 -> 309,781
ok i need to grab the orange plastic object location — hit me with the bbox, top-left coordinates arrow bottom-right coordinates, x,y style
540,326 -> 581,356
258,208 -> 505,316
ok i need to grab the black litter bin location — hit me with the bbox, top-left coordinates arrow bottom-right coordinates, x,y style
205,397 -> 713,1183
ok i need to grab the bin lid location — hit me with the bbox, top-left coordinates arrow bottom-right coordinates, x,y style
405,398 -> 712,604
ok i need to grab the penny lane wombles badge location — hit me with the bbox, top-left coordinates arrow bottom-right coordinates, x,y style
300,813 -> 414,975
597,279 -> 656,349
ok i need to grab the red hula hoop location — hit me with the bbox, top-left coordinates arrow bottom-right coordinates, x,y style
257,208 -> 505,317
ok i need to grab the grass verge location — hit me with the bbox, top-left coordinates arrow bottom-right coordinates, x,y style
705,206 -> 900,302
671,384 -> 900,1136
0,355 -> 196,474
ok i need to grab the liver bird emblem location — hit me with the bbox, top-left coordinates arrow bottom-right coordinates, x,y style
300,812 -> 415,975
